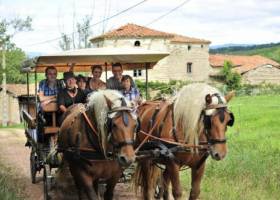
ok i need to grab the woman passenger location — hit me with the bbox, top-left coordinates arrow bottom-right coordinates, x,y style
88,65 -> 106,92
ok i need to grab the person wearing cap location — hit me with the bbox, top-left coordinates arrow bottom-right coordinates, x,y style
57,71 -> 86,114
88,65 -> 106,92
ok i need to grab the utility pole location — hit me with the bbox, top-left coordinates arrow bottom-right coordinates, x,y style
1,43 -> 8,126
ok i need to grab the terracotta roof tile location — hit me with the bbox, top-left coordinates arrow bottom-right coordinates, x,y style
90,23 -> 210,44
170,34 -> 211,44
209,54 -> 280,74
0,84 -> 36,96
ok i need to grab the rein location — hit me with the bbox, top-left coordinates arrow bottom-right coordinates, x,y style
136,102 -> 230,155
138,130 -> 209,150
81,111 -> 99,137
136,102 -> 209,154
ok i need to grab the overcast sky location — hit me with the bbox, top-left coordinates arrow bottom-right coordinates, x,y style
1,0 -> 280,53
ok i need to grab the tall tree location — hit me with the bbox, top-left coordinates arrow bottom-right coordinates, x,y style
58,15 -> 92,50
0,16 -> 32,83
0,48 -> 27,83
0,16 -> 32,126
0,17 -> 32,47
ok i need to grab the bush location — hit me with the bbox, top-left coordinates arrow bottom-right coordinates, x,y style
236,83 -> 280,96
219,61 -> 242,90
135,80 -> 189,99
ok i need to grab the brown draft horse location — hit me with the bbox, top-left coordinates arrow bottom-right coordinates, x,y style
57,90 -> 137,200
134,83 -> 235,200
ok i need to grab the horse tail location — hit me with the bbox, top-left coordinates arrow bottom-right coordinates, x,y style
133,159 -> 161,197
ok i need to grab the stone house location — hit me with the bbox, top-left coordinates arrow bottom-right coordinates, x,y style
0,84 -> 35,125
90,23 -> 211,82
209,54 -> 280,85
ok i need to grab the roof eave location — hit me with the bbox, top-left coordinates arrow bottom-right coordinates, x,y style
171,40 -> 211,44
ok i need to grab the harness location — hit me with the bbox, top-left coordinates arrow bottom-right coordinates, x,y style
136,96 -> 235,169
58,101 -> 136,164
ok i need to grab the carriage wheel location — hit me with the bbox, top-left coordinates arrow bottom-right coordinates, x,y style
43,165 -> 52,200
30,149 -> 37,184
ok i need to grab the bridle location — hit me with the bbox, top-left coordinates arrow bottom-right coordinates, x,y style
106,104 -> 137,150
202,105 -> 234,145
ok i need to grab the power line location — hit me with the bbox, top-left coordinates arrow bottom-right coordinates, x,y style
146,0 -> 191,26
25,0 -> 148,47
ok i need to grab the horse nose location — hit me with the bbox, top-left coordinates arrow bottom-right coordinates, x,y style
211,151 -> 226,160
117,154 -> 135,166
213,152 -> 221,160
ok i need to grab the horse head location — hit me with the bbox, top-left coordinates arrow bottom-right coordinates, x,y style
202,91 -> 235,160
105,95 -> 137,167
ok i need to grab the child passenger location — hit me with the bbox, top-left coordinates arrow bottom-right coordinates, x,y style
121,75 -> 141,105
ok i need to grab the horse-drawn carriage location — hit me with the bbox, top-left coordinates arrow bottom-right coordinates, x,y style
21,47 -> 235,200
21,47 -> 169,199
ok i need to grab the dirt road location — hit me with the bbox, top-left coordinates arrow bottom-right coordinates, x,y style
0,128 -> 140,200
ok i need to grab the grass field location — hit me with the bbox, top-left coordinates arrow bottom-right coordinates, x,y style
0,162 -> 23,200
181,94 -> 280,200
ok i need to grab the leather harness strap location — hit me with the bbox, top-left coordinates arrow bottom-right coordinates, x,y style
138,130 -> 208,150
81,111 -> 99,137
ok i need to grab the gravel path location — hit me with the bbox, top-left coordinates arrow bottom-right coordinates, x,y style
0,128 -> 141,200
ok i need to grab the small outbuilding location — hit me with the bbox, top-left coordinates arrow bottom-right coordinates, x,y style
209,54 -> 280,85
0,84 -> 35,125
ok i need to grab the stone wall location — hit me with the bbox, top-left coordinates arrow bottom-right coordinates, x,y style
242,65 -> 280,85
0,92 -> 21,125
93,38 -> 210,82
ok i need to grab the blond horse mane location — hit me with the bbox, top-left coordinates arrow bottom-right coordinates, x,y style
87,90 -> 130,155
174,83 -> 227,145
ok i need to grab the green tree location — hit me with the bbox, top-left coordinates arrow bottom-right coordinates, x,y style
0,48 -> 27,83
220,61 -> 241,90
0,17 -> 32,46
0,16 -> 32,83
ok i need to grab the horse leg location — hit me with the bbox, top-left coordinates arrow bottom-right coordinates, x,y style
167,162 -> 182,200
70,166 -> 99,200
72,175 -> 83,200
93,179 -> 100,199
189,163 -> 206,200
162,168 -> 171,200
103,176 -> 120,200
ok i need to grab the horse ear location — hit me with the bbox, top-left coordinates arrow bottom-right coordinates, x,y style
205,94 -> 212,105
104,95 -> 113,109
225,91 -> 235,103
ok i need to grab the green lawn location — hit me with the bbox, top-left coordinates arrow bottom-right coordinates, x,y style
181,95 -> 280,199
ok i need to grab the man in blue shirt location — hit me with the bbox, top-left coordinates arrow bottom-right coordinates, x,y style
38,66 -> 60,106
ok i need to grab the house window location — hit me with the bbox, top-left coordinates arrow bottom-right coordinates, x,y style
186,62 -> 192,74
188,45 -> 191,51
201,44 -> 204,48
134,41 -> 141,47
133,69 -> 143,77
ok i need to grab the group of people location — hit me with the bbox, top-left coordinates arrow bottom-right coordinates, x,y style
38,63 -> 141,123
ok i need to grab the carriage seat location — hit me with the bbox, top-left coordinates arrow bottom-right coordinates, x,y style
41,101 -> 60,134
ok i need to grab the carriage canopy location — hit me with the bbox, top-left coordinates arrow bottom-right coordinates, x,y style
21,47 -> 169,73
